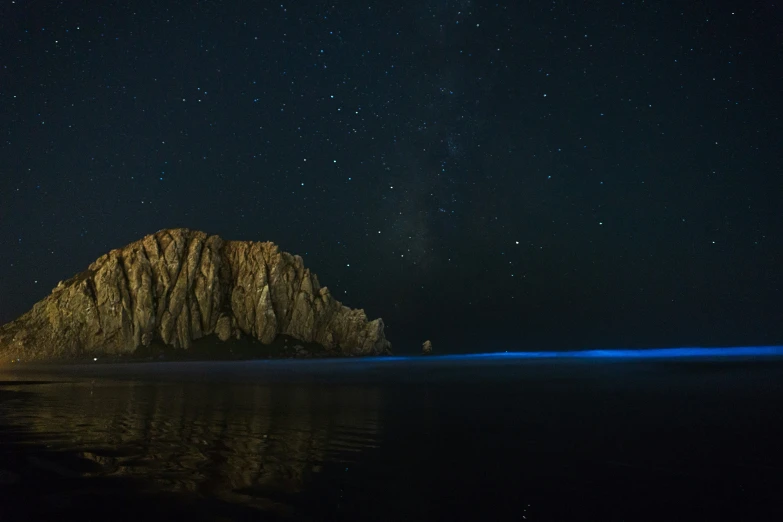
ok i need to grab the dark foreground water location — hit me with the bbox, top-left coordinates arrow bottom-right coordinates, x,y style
1,355 -> 783,521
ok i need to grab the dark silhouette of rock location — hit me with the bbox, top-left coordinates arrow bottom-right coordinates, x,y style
0,228 -> 391,361
422,340 -> 433,355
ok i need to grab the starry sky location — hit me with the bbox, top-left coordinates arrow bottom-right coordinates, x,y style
1,0 -> 781,353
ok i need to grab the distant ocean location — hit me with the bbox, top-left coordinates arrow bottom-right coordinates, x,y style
2,351 -> 783,521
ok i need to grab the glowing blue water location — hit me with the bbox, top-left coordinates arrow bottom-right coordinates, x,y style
374,345 -> 783,362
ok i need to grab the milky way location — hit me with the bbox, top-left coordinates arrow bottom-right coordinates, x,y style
1,1 -> 780,352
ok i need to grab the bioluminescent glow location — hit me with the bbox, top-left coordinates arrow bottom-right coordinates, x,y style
364,345 -> 783,363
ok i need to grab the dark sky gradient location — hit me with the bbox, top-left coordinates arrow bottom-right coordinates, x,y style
1,1 -> 781,353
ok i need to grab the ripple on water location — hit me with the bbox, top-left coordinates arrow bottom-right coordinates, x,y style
0,376 -> 384,519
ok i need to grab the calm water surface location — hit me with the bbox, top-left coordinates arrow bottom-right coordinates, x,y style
1,356 -> 782,521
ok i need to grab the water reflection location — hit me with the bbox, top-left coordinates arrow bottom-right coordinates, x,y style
0,379 -> 382,519
5,359 -> 783,521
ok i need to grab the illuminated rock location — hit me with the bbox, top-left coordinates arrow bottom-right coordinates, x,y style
0,228 -> 391,361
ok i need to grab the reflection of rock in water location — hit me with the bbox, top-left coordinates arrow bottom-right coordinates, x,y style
0,380 -> 382,513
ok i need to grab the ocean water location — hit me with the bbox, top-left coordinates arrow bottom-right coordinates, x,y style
1,353 -> 783,521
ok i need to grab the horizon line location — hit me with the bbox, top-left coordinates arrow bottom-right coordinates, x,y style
376,345 -> 783,361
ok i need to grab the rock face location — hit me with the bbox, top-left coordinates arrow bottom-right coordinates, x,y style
0,229 -> 391,361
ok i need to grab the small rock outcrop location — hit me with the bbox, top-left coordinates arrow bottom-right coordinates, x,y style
422,340 -> 433,355
0,229 -> 391,361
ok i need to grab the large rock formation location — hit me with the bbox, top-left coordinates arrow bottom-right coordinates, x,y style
0,229 -> 391,361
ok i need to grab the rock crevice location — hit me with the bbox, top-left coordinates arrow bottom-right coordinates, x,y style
0,228 -> 391,361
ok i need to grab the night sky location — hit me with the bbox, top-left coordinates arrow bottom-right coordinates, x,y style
1,1 -> 781,353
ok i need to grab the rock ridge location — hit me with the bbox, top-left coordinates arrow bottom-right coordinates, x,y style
0,228 -> 391,361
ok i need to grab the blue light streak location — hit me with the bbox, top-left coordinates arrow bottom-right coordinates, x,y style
366,345 -> 783,362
